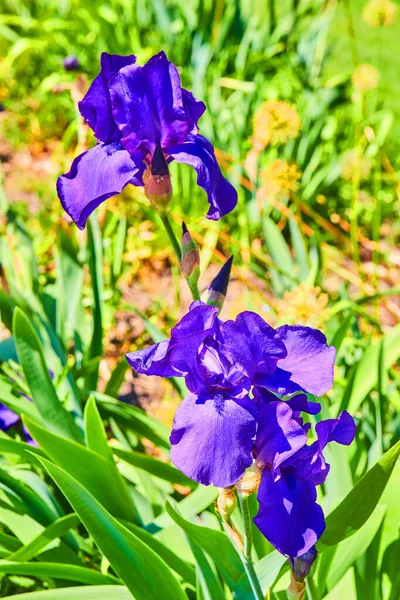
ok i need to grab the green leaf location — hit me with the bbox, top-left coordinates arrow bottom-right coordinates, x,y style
2,586 -> 132,600
0,467 -> 59,526
84,397 -> 114,461
321,440 -> 400,546
37,457 -> 187,600
318,505 -> 386,593
8,513 -> 80,562
0,560 -> 118,585
189,540 -> 225,600
112,445 -> 197,488
340,323 -> 400,415
121,520 -> 195,586
0,436 -> 45,464
166,499 -> 244,588
86,215 -> 103,390
23,416 -> 136,522
12,308 -> 83,443
289,217 -> 310,281
262,216 -> 296,291
94,392 -> 171,450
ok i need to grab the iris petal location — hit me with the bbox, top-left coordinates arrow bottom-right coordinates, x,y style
57,142 -> 143,229
255,468 -> 325,557
79,52 -> 136,144
170,393 -> 256,487
169,134 -> 238,220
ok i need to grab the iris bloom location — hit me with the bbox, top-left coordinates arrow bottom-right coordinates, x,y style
254,396 -> 355,556
126,301 -> 338,488
57,52 -> 237,229
0,404 -> 34,444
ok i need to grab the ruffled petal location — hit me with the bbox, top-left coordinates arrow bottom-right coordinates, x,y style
171,302 -> 219,340
126,340 -> 179,378
168,134 -> 238,220
230,312 -> 287,375
57,142 -> 143,229
110,52 -> 195,157
255,401 -> 307,470
256,325 -> 336,397
254,468 -> 325,557
170,393 -> 256,487
79,53 -> 136,144
315,410 -> 356,449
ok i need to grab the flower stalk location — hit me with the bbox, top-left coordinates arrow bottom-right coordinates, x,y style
238,493 -> 264,600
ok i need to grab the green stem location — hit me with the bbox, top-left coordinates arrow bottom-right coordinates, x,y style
158,211 -> 202,301
238,495 -> 264,600
158,212 -> 182,262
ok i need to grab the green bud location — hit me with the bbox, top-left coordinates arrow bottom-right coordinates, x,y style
180,222 -> 200,287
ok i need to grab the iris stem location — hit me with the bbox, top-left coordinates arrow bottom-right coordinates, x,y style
158,212 -> 182,262
158,211 -> 201,302
238,494 -> 264,600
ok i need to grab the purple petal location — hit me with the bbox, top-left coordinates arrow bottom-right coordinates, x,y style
126,340 -> 179,378
254,468 -> 325,556
0,405 -> 19,430
79,53 -> 136,144
110,52 -> 193,157
231,312 -> 287,375
171,302 -> 219,341
57,142 -> 144,229
168,134 -> 238,220
315,410 -> 356,450
255,401 -> 307,470
182,90 -> 206,130
256,325 -> 336,397
170,393 -> 256,487
286,394 -> 321,415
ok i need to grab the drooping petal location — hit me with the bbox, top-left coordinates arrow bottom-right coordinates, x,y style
170,393 -> 256,487
0,405 -> 19,430
57,142 -> 144,229
254,468 -> 325,556
110,52 -> 194,157
256,325 -> 336,397
79,53 -> 136,144
169,134 -> 238,220
126,340 -> 179,378
255,401 -> 307,470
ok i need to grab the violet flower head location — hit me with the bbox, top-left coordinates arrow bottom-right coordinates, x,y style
126,301 -> 339,490
57,52 -> 237,229
253,400 -> 356,557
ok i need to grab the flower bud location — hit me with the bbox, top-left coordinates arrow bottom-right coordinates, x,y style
180,222 -> 200,286
236,463 -> 261,496
144,144 -> 172,212
63,56 -> 81,71
216,486 -> 237,521
287,578 -> 306,600
206,255 -> 233,310
289,546 -> 317,582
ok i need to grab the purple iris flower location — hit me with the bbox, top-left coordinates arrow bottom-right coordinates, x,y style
253,399 -> 356,557
0,404 -> 34,445
57,52 -> 237,229
126,302 -> 337,489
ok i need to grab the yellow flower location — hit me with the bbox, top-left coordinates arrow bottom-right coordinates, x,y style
261,159 -> 302,199
274,283 -> 330,329
252,100 -> 301,150
341,150 -> 372,182
363,0 -> 397,26
352,64 -> 380,91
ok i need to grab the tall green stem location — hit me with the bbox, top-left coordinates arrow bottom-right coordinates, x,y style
238,495 -> 264,600
158,211 -> 201,301
158,212 -> 182,262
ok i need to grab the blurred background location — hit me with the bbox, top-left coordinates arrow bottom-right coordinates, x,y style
0,0 -> 399,433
